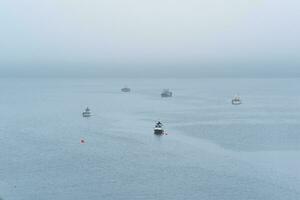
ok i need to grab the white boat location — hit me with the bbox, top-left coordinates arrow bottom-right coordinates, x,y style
161,89 -> 172,97
232,95 -> 242,105
154,121 -> 164,135
121,87 -> 131,92
82,107 -> 91,117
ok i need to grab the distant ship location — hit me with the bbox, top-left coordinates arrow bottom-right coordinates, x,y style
154,121 -> 164,135
121,86 -> 131,92
82,107 -> 91,117
232,95 -> 242,105
161,89 -> 172,97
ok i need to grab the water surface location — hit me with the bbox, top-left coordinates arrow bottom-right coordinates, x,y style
0,78 -> 300,200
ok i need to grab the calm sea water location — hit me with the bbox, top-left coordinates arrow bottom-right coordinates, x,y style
0,78 -> 300,200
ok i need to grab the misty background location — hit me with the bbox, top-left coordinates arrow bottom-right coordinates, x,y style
0,0 -> 299,78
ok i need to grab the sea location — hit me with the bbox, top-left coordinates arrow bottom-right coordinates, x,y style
0,78 -> 300,200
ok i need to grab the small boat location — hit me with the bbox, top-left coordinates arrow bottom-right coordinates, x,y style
154,121 -> 164,135
161,89 -> 172,97
121,86 -> 131,92
82,107 -> 91,117
232,95 -> 242,105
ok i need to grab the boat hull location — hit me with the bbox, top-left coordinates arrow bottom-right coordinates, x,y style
82,113 -> 91,117
121,88 -> 131,92
154,129 -> 164,135
232,100 -> 242,105
161,93 -> 172,97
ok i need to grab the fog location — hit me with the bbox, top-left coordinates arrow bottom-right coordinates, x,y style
0,0 -> 299,77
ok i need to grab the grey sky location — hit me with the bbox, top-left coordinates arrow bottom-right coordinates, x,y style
0,0 -> 299,77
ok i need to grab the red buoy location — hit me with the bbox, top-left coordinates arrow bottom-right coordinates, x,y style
80,139 -> 85,143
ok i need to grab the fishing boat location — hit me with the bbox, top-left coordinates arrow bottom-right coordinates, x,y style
82,107 -> 91,117
161,89 -> 172,97
232,95 -> 242,105
154,121 -> 164,135
121,86 -> 131,92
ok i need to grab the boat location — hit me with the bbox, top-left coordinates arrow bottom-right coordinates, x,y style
154,121 -> 164,135
121,86 -> 131,92
82,107 -> 91,117
161,89 -> 172,97
232,95 -> 242,105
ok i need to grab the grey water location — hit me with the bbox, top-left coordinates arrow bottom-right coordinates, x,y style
1,78 -> 300,200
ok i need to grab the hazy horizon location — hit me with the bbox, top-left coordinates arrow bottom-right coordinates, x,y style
1,0 -> 299,78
